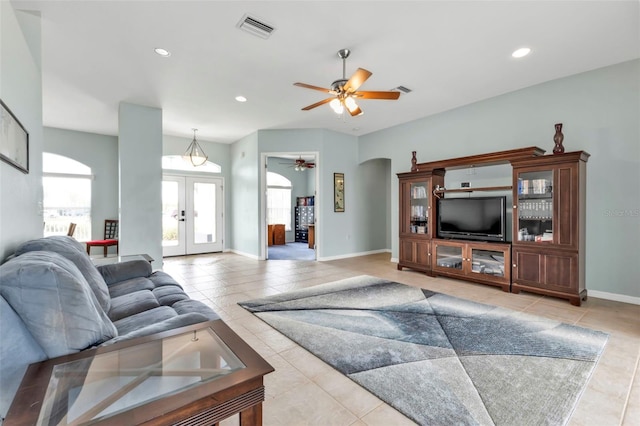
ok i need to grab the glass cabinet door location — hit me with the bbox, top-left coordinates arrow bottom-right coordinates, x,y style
409,182 -> 429,235
470,248 -> 505,277
516,170 -> 553,243
434,244 -> 463,270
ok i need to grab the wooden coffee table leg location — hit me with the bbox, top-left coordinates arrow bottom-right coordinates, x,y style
239,403 -> 263,426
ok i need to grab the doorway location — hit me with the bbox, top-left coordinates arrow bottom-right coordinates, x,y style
162,175 -> 224,256
263,152 -> 319,260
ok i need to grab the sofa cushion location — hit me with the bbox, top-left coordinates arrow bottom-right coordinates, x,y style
172,299 -> 221,320
109,290 -> 160,321
148,270 -> 184,288
98,260 -> 152,286
108,277 -> 155,298
152,285 -> 190,306
0,251 -> 117,358
102,313 -> 213,346
0,296 -> 48,420
113,306 -> 177,336
15,236 -> 111,313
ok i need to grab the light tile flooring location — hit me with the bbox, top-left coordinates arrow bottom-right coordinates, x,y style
162,252 -> 640,426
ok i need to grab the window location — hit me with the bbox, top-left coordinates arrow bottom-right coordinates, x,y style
162,155 -> 221,173
42,153 -> 92,241
267,172 -> 292,231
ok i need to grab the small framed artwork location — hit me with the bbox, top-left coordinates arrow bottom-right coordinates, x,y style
334,172 -> 345,212
0,99 -> 29,174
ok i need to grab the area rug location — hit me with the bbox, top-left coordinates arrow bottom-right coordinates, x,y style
268,242 -> 315,260
238,276 -> 608,426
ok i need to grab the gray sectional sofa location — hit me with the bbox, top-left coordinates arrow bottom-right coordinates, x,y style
0,236 -> 219,422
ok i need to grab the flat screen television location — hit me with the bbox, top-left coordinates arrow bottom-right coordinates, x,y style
437,196 -> 506,242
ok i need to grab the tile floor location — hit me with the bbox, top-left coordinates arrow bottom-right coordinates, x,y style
162,252 -> 640,426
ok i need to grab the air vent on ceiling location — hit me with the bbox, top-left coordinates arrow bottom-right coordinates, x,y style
393,86 -> 412,94
237,14 -> 275,39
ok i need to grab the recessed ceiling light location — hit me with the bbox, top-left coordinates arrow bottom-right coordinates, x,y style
154,48 -> 171,57
512,47 -> 531,58
235,95 -> 247,102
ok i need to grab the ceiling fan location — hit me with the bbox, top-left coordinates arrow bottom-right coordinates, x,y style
294,49 -> 400,116
280,156 -> 315,171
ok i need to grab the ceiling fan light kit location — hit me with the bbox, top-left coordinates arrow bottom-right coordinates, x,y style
280,156 -> 315,171
294,48 -> 400,116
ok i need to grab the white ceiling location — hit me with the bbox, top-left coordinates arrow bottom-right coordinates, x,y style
12,1 -> 640,144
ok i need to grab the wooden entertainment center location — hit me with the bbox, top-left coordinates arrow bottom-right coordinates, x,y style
397,147 -> 589,306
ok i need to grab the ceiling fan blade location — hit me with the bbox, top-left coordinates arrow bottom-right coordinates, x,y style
348,105 -> 363,116
354,90 -> 401,100
342,68 -> 372,93
301,98 -> 335,111
294,82 -> 335,94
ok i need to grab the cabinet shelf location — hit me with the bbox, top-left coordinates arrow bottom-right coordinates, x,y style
518,193 -> 552,200
434,185 -> 512,195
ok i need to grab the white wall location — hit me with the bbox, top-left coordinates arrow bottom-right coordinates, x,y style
360,59 -> 640,298
0,6 -> 43,260
43,127 -> 119,242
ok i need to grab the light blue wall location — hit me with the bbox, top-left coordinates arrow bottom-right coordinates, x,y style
230,132 -> 260,257
360,59 -> 640,298
353,158 -> 390,253
118,103 -> 163,268
43,127 -> 119,241
0,6 -> 43,260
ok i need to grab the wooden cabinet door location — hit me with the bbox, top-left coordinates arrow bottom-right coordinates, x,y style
399,238 -> 431,271
512,247 -> 578,292
512,249 -> 543,287
554,164 -> 579,250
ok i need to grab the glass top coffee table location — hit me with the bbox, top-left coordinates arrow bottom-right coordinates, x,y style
5,320 -> 274,426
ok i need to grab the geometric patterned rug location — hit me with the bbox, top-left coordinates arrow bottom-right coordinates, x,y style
239,276 -> 608,425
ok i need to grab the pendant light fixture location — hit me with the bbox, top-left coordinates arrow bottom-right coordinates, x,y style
182,128 -> 208,167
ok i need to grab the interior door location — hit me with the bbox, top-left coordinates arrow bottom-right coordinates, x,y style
163,176 -> 223,256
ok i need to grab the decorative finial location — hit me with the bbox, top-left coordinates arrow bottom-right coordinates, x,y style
411,151 -> 418,172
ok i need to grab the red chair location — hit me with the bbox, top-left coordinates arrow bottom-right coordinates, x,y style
86,219 -> 118,257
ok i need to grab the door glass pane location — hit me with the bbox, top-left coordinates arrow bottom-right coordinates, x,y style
162,181 -> 179,247
193,183 -> 216,244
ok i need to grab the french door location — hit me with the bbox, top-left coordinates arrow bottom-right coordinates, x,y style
162,176 -> 223,256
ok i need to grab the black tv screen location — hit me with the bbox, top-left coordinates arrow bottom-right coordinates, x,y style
437,196 -> 506,242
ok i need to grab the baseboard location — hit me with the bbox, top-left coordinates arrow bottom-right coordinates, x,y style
390,257 -> 399,263
588,290 -> 640,306
318,248 -> 390,262
227,249 -> 260,260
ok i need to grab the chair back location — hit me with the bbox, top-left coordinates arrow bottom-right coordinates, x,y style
104,220 -> 118,239
67,223 -> 77,237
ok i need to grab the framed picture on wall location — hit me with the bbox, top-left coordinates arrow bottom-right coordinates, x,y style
0,99 -> 29,174
334,172 -> 344,212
